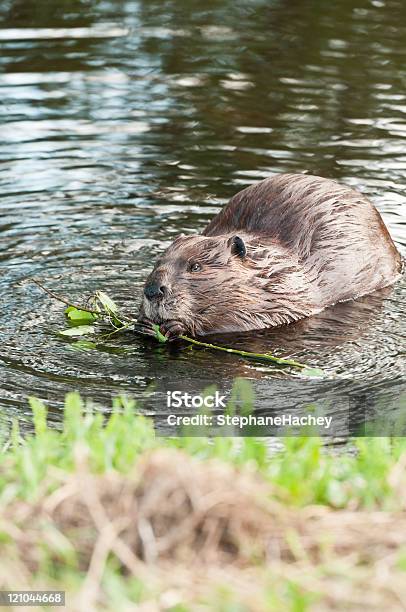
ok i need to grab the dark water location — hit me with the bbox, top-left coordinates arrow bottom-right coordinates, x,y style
1,0 -> 405,434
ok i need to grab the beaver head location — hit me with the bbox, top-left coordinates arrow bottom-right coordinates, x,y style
138,232 -> 316,338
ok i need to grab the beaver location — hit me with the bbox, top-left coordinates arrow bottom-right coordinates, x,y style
138,174 -> 403,338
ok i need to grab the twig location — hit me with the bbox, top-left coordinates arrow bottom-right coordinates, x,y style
30,279 -> 101,315
179,335 -> 307,369
97,322 -> 134,341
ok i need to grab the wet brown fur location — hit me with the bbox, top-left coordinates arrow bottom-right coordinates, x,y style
139,174 -> 402,337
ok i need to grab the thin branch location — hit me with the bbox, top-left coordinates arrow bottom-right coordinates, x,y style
30,278 -> 101,315
97,322 -> 134,341
179,335 -> 308,369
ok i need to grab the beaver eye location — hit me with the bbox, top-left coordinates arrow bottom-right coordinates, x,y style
189,262 -> 202,272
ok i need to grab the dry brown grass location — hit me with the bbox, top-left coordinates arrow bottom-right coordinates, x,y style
1,448 -> 406,611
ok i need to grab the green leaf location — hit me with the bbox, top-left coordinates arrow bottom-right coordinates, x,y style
59,325 -> 95,337
301,367 -> 325,378
65,307 -> 97,323
70,340 -> 98,351
152,324 -> 168,343
95,291 -> 119,315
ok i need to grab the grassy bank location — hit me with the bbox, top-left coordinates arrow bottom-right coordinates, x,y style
1,394 -> 406,611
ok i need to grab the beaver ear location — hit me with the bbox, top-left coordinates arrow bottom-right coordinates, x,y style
228,235 -> 247,258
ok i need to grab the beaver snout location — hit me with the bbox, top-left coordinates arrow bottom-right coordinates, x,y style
144,281 -> 167,302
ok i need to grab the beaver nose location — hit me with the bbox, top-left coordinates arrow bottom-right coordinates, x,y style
144,282 -> 167,301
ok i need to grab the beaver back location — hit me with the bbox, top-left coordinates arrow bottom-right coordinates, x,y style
203,174 -> 402,306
